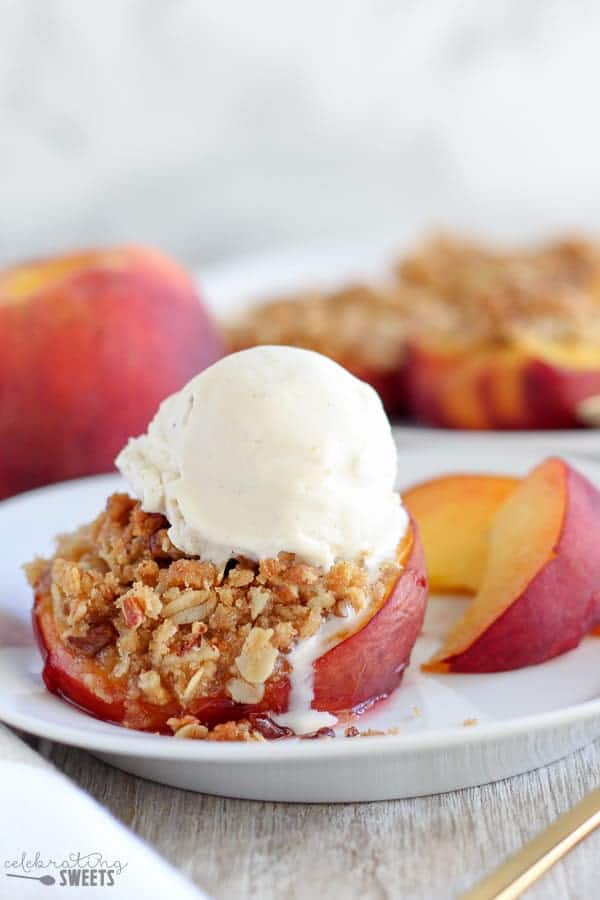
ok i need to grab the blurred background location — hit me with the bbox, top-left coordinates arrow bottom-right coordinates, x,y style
2,0 -> 600,269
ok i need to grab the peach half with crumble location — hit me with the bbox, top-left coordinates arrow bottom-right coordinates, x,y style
26,347 -> 427,740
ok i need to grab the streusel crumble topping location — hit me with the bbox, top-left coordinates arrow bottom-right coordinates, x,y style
227,237 -> 600,363
25,493 -> 398,734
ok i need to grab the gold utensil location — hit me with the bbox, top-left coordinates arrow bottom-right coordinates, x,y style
461,787 -> 600,900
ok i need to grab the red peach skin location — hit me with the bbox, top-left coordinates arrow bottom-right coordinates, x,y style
314,524 -> 426,712
33,524 -> 427,734
0,246 -> 224,498
524,359 -> 600,428
404,341 -> 600,430
424,458 -> 600,672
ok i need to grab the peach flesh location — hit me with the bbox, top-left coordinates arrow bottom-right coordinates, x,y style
403,474 -> 519,594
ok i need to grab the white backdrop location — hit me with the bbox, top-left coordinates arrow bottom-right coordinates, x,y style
1,0 -> 599,267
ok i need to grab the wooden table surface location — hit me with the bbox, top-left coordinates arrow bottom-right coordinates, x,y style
26,734 -> 600,899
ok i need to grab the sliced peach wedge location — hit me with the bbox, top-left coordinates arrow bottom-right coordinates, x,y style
403,474 -> 519,594
424,458 -> 600,673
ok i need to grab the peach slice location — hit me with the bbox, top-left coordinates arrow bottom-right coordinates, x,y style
33,523 -> 427,735
424,458 -> 600,672
403,474 -> 519,593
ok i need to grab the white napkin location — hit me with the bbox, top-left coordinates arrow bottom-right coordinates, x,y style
0,725 -> 209,900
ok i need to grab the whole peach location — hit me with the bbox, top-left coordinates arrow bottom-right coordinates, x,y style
0,246 -> 224,498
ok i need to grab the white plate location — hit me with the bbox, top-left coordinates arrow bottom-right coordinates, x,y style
198,239 -> 600,458
2,446 -> 600,802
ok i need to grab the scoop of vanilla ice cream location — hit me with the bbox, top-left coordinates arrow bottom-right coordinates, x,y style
116,346 -> 407,572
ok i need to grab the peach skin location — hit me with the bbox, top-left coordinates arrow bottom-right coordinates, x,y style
0,246 -> 224,498
404,340 -> 600,430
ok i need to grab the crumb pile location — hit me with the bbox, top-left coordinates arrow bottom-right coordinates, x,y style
26,493 -> 398,738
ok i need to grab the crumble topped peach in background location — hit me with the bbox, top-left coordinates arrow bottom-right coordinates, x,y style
397,235 -> 600,346
225,233 -> 600,429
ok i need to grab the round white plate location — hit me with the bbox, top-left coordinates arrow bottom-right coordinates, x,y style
2,446 -> 600,802
198,239 -> 600,458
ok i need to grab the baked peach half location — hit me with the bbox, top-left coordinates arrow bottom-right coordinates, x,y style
398,234 -> 600,430
30,498 -> 426,737
424,458 -> 600,672
403,474 -> 519,594
404,339 -> 600,430
0,246 -> 224,498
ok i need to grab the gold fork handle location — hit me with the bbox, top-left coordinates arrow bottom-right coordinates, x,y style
460,787 -> 600,900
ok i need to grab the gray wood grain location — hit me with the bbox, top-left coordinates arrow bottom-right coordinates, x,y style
32,738 -> 600,900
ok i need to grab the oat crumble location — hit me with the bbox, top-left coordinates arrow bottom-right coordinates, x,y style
226,283 -> 412,370
26,493 -> 399,736
226,237 -> 600,372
